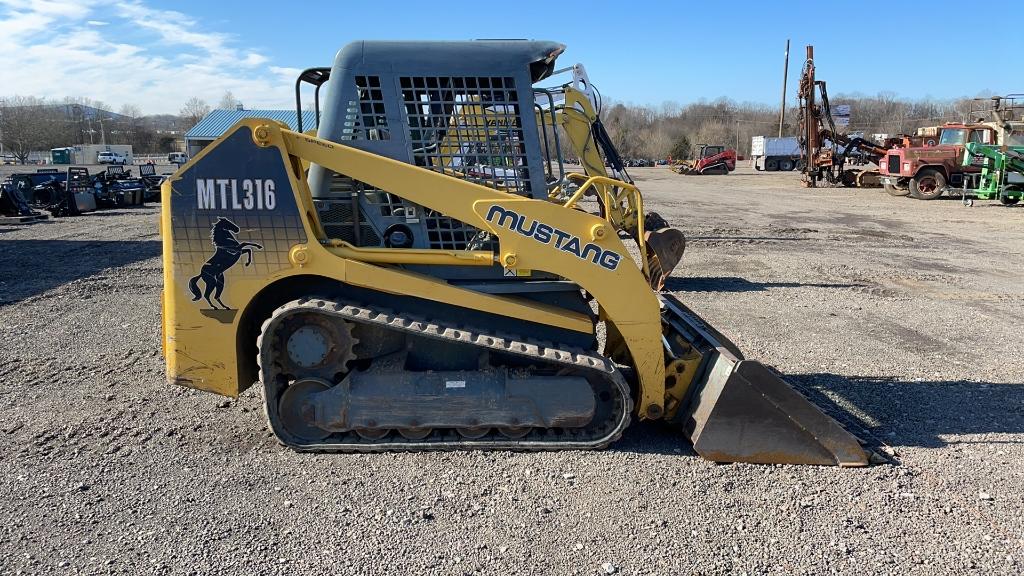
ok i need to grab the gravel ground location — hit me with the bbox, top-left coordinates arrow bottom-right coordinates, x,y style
1,167 -> 1022,575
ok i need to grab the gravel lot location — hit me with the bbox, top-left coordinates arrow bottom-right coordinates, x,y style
1,167 -> 1022,575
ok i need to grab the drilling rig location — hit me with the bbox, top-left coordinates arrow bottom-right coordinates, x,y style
798,46 -> 889,188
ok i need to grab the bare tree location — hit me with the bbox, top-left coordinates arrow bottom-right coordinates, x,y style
659,101 -> 681,118
179,97 -> 211,131
641,127 -> 672,160
115,103 -> 156,151
591,89 -> 987,161
218,91 -> 240,110
61,97 -> 100,145
120,103 -> 142,118
0,96 -> 62,163
0,88 -> 1001,165
693,120 -> 730,149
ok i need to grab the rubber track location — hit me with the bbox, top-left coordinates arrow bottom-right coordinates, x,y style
257,297 -> 633,452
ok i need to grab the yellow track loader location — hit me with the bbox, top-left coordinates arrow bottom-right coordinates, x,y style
161,41 -> 869,466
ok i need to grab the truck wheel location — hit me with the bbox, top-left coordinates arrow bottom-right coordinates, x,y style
765,159 -> 779,171
910,169 -> 946,200
1000,196 -> 1020,206
779,159 -> 795,171
884,183 -> 910,197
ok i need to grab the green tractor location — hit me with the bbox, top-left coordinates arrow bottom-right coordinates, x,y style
960,142 -> 1024,206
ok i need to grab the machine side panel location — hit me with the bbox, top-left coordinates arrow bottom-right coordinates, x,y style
162,121 -> 597,396
163,126 -> 307,395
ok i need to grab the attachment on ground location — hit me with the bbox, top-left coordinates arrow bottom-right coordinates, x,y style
661,295 -> 870,467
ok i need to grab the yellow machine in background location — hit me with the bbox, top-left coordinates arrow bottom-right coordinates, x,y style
162,40 -> 869,465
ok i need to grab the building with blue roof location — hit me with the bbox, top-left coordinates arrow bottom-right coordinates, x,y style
184,108 -> 319,156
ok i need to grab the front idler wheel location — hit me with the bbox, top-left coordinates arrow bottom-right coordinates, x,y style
277,378 -> 332,442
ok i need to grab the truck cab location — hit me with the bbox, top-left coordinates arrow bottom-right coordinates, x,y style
879,123 -> 995,199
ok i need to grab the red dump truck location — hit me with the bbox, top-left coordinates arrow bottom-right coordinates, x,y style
879,123 -> 996,199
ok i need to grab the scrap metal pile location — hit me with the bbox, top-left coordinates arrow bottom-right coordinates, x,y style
0,165 -> 165,220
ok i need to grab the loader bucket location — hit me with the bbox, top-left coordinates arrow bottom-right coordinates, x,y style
661,295 -> 869,467
644,227 -> 686,291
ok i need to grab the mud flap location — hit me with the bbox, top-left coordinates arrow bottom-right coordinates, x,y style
662,295 -> 869,467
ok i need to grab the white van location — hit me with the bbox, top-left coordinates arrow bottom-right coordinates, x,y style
168,152 -> 188,165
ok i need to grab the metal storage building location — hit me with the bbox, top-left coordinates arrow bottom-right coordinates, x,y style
184,109 -> 318,157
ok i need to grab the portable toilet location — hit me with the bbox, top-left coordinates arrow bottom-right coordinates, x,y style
51,148 -> 73,164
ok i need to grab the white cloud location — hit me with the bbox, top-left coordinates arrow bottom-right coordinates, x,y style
0,0 -> 299,114
270,66 -> 302,81
242,53 -> 268,67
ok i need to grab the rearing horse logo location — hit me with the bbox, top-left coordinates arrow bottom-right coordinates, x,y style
188,217 -> 263,309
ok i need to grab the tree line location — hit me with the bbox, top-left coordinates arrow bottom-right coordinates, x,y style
596,92 -> 989,161
1,90 -> 993,164
0,93 -> 236,163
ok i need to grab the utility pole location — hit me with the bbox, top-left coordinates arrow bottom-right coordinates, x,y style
778,39 -> 790,138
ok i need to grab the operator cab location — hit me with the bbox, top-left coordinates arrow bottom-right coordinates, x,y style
299,41 -> 565,258
938,126 -> 993,146
700,145 -> 725,158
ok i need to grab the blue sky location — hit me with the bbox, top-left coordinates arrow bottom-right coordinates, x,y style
2,0 -> 1021,114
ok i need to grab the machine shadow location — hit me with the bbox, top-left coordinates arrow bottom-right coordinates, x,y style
81,205 -> 162,216
788,373 -> 1024,449
613,373 -> 1023,455
612,421 -> 700,457
687,235 -> 808,242
663,276 -> 861,293
0,239 -> 161,305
